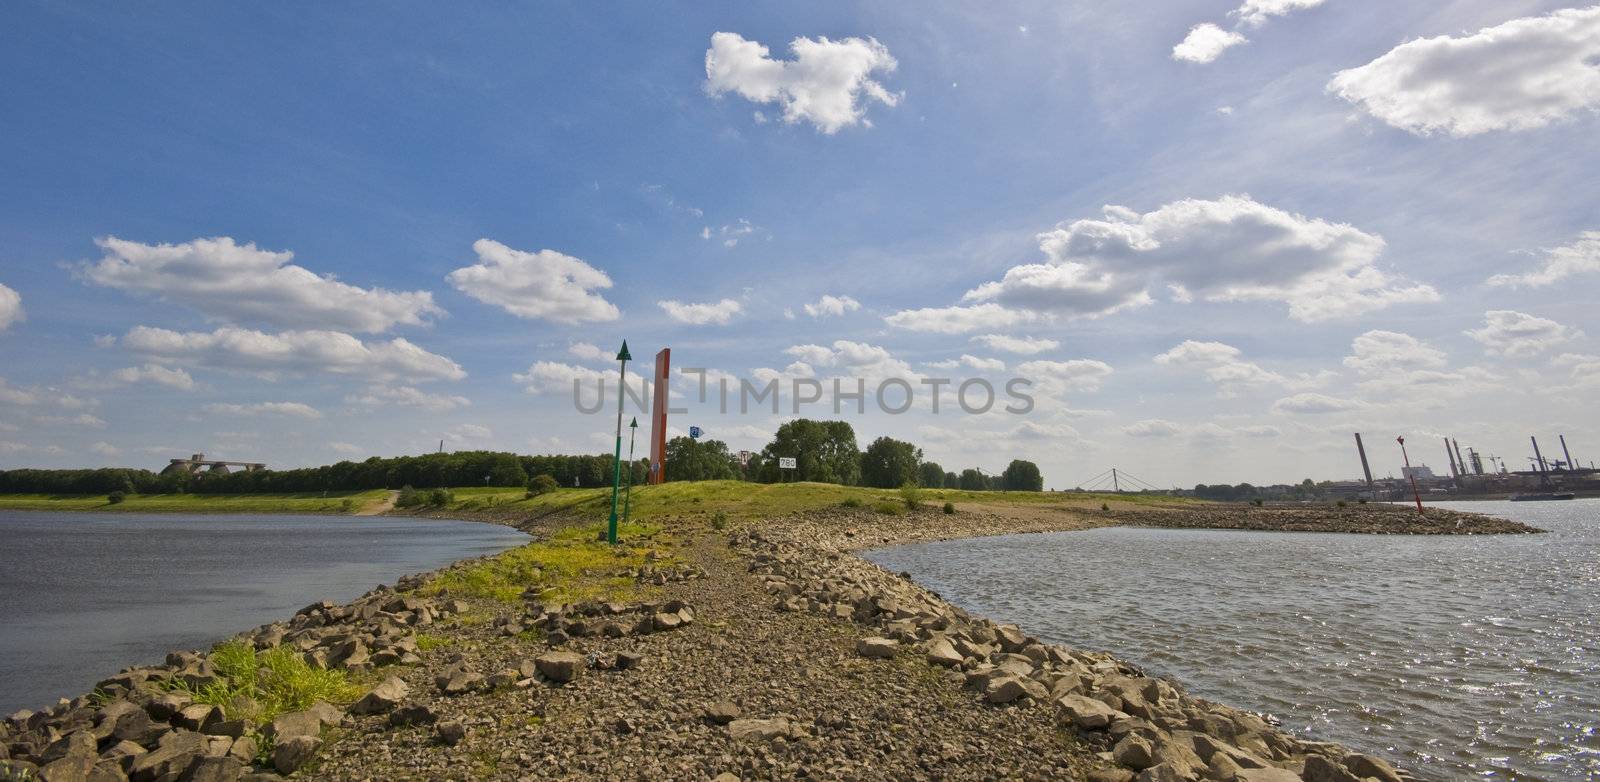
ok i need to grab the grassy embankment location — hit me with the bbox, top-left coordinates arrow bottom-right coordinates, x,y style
0,489 -> 391,513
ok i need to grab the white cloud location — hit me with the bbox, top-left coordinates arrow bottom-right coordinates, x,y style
1328,6 -> 1600,137
445,424 -> 492,443
346,385 -> 470,412
513,361 -> 611,395
1155,340 -> 1330,395
927,196 -> 1437,327
568,342 -> 612,362
884,302 -> 1040,334
1016,359 -> 1114,392
82,237 -> 442,333
1172,24 -> 1248,64
659,298 -> 743,325
0,283 -> 23,332
704,219 -> 764,248
1009,421 -> 1083,441
1124,419 -> 1183,437
329,442 -> 363,455
802,294 -> 861,318
89,441 -> 120,457
33,413 -> 108,429
121,326 -> 465,382
704,32 -> 900,134
0,377 -> 96,410
927,354 -> 1006,373
1464,310 -> 1582,357
1231,0 -> 1325,27
109,364 -> 196,390
203,402 -> 322,419
1237,424 -> 1282,438
971,334 -> 1059,354
1342,331 -> 1448,374
446,239 -> 620,324
1271,393 -> 1367,414
1486,231 -> 1600,288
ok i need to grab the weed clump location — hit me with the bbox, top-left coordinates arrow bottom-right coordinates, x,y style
840,498 -> 863,509
899,482 -> 923,511
107,491 -> 126,505
873,500 -> 904,516
180,642 -> 362,724
942,501 -> 955,515
711,511 -> 728,531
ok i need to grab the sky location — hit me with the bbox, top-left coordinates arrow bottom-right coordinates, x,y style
1,1 -> 1597,489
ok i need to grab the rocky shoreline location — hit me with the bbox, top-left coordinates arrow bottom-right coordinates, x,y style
0,501 -> 1528,781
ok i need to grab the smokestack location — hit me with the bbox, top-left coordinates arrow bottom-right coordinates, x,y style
1560,435 -> 1574,472
1443,438 -> 1459,479
1355,433 -> 1374,486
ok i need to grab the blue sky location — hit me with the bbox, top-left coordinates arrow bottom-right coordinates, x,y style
2,1 -> 1596,487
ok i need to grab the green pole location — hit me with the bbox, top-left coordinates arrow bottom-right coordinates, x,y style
623,417 -> 638,526
607,340 -> 632,544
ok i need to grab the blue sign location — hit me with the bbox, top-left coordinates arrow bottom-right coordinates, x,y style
689,426 -> 703,439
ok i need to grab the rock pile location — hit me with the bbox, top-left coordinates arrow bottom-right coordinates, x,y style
736,527 -> 1416,782
490,598 -> 696,643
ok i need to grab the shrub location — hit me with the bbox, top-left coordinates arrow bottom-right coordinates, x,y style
339,498 -> 354,513
395,485 -> 422,508
840,498 -> 863,509
1251,498 -> 1263,507
1100,503 -> 1109,512
107,491 -> 126,505
873,500 -> 904,515
1336,500 -> 1347,508
1357,498 -> 1368,504
527,474 -> 559,495
427,488 -> 453,506
711,511 -> 728,531
899,482 -> 923,511
942,501 -> 955,515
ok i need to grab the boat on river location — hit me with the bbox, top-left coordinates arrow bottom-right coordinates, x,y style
1509,492 -> 1577,501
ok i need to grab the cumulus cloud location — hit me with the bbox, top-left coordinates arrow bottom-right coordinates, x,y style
659,298 -> 743,326
203,402 -> 322,419
446,239 -> 620,324
1271,392 -> 1367,414
1016,359 -> 1113,392
82,237 -> 442,333
1172,24 -> 1248,64
971,334 -> 1059,354
514,361 -> 611,395
1329,6 -> 1600,137
1486,231 -> 1600,288
1155,340 -> 1331,395
926,355 -> 1006,372
1231,0 -> 1325,27
445,424 -> 492,444
345,385 -> 470,412
884,302 -> 1040,334
568,342 -> 612,362
0,283 -> 22,332
89,441 -> 120,457
1464,310 -> 1582,357
1342,331 -> 1448,374
803,294 -> 861,318
0,377 -> 96,410
894,196 -> 1437,331
704,32 -> 900,133
329,442 -> 363,455
120,326 -> 465,382
109,364 -> 195,390
1123,419 -> 1183,437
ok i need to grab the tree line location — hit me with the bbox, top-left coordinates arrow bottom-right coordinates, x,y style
0,419 -> 1043,495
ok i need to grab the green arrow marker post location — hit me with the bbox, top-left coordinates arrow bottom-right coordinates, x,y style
623,416 -> 638,527
607,340 -> 632,545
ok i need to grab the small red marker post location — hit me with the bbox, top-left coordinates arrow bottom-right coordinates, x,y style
1397,435 -> 1424,515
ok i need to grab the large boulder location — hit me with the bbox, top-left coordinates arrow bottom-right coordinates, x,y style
128,731 -> 203,782
1342,753 -> 1402,782
703,702 -> 740,726
535,651 -> 584,684
855,637 -> 897,659
727,718 -> 792,742
1058,694 -> 1123,730
183,756 -> 244,782
348,676 -> 408,715
925,638 -> 964,668
1235,768 -> 1303,782
271,735 -> 320,775
1112,735 -> 1154,770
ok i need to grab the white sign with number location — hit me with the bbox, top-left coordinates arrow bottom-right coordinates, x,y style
778,457 -> 797,469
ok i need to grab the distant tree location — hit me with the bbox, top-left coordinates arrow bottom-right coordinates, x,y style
1001,460 -> 1044,491
756,419 -> 860,484
527,474 -> 559,495
918,461 -> 946,488
860,437 -> 922,489
944,471 -> 959,488
664,437 -> 737,481
958,468 -> 986,491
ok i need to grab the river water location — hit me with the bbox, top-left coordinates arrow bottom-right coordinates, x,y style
0,511 -> 527,715
864,500 -> 1599,781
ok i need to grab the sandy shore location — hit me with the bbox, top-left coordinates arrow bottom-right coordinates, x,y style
1,501 -> 1530,781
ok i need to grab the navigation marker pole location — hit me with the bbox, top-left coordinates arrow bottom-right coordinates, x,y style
623,416 -> 638,527
607,341 -> 632,545
1397,435 -> 1423,515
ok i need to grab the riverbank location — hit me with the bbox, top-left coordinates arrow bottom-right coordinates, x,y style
0,496 -> 1529,781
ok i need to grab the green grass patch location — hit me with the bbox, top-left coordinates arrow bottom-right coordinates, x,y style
421,520 -> 664,604
413,633 -> 452,651
0,490 -> 388,514
174,642 -> 363,724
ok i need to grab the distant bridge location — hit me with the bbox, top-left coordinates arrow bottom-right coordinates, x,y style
160,453 -> 266,475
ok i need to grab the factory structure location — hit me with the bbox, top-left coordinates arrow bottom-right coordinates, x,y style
159,453 -> 266,476
1336,433 -> 1598,500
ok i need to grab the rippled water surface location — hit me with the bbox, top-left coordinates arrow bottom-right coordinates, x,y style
0,512 -> 527,714
864,500 -> 1599,781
